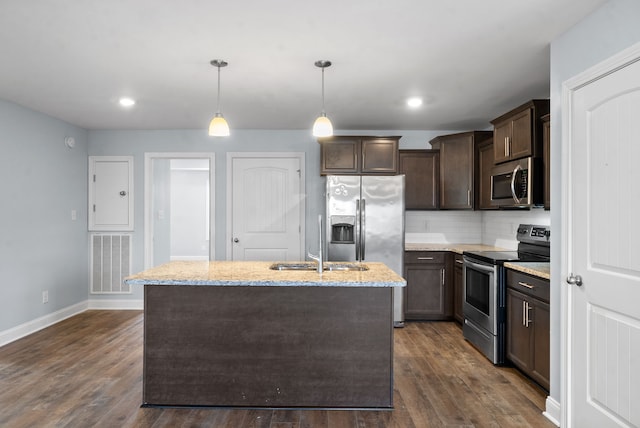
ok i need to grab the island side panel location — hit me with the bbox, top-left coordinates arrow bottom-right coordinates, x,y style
143,284 -> 394,408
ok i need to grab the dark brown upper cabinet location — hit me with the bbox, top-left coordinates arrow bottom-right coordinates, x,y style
430,131 -> 493,210
399,150 -> 439,210
476,138 -> 497,210
319,136 -> 400,175
491,99 -> 550,164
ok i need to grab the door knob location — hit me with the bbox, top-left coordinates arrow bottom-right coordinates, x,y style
566,273 -> 583,287
233,238 -> 239,243
119,190 -> 127,196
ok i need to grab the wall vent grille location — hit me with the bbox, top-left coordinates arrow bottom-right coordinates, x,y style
90,234 -> 132,294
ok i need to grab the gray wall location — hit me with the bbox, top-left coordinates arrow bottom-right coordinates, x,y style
0,89 -> 456,331
86,129 -> 458,303
549,0 -> 640,409
0,99 -> 89,331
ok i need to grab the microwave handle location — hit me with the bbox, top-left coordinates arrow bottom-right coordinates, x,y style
511,164 -> 522,204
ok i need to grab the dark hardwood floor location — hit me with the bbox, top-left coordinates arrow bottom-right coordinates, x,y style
0,311 -> 555,427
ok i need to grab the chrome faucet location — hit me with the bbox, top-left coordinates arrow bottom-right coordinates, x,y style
307,214 -> 323,273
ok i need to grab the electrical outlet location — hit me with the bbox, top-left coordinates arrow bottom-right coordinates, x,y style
42,290 -> 48,304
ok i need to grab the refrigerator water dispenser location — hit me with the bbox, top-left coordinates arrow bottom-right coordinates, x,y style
330,216 -> 355,243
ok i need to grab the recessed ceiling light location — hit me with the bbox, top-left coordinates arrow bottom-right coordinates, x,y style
407,97 -> 423,108
119,97 -> 136,107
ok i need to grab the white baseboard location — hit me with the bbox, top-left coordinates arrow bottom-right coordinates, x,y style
543,396 -> 561,427
0,299 -> 144,348
0,301 -> 88,348
88,299 -> 144,310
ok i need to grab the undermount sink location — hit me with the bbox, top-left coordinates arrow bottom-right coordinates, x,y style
269,262 -> 369,272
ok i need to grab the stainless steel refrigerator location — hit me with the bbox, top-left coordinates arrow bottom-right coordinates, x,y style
325,175 -> 405,326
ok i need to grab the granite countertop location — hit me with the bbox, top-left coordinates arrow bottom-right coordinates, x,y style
405,243 -> 508,254
504,262 -> 550,280
124,260 -> 406,288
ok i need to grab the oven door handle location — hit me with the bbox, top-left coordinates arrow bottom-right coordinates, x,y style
464,258 -> 495,274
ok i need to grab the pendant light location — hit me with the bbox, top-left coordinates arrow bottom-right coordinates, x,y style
313,60 -> 333,137
209,59 -> 230,137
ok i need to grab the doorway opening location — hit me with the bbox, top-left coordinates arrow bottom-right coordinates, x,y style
144,153 -> 215,269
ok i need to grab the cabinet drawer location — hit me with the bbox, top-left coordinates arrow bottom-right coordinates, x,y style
506,270 -> 549,302
404,251 -> 446,264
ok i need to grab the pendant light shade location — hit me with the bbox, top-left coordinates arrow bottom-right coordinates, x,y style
313,113 -> 333,137
313,60 -> 333,137
209,112 -> 230,137
209,59 -> 230,137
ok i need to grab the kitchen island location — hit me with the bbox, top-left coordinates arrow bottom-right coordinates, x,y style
125,260 -> 405,409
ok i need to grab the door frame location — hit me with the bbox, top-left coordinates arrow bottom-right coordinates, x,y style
226,152 -> 305,261
144,152 -> 216,269
561,40 -> 640,427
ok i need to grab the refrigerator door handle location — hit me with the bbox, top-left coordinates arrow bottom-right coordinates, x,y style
361,199 -> 366,260
355,199 -> 361,260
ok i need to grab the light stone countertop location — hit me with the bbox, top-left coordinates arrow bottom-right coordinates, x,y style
124,260 -> 406,288
405,243 -> 508,254
504,262 -> 550,280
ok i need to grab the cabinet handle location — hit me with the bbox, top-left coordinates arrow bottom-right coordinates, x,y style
417,257 -> 434,260
455,259 -> 464,264
504,137 -> 508,157
467,189 -> 471,206
525,301 -> 532,328
518,281 -> 534,289
506,137 -> 510,157
522,300 -> 527,327
441,269 -> 445,286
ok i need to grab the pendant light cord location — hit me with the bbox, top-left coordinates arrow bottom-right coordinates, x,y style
321,67 -> 326,115
216,65 -> 222,114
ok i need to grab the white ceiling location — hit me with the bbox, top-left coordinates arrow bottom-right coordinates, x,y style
0,0 -> 607,132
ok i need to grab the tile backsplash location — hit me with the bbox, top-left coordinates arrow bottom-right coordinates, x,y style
405,209 -> 550,250
482,209 -> 550,249
405,211 -> 482,244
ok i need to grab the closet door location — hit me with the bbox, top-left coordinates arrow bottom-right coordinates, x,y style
88,156 -> 133,231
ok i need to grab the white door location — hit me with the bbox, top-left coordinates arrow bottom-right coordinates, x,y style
89,156 -> 133,231
228,154 -> 304,261
564,47 -> 640,427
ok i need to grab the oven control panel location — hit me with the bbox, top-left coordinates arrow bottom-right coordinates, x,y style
517,224 -> 550,244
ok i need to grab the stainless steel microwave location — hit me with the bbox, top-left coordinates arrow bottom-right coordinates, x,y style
490,157 -> 541,208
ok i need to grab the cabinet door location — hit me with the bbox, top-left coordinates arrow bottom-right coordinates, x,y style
493,120 -> 511,164
439,136 -> 473,209
403,263 -> 446,320
506,288 -> 531,371
361,138 -> 399,174
531,299 -> 550,390
320,138 -> 359,174
88,156 -> 134,231
453,254 -> 464,324
476,139 -> 496,210
399,150 -> 439,210
509,109 -> 533,160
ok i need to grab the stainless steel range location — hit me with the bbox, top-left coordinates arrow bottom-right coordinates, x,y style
462,224 -> 550,364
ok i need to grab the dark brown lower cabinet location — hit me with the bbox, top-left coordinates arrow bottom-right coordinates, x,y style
506,270 -> 550,391
403,251 -> 452,320
453,254 -> 464,324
